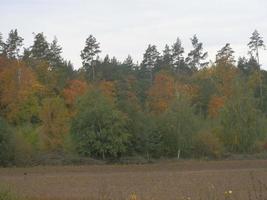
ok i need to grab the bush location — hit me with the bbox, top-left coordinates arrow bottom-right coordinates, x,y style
193,131 -> 223,159
159,96 -> 201,158
13,125 -> 39,166
71,90 -> 130,159
0,118 -> 14,166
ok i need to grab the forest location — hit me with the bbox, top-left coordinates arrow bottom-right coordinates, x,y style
0,29 -> 266,166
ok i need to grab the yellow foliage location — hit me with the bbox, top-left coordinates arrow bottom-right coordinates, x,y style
148,72 -> 175,114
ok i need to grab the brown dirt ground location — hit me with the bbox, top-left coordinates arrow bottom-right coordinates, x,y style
1,159 -> 267,200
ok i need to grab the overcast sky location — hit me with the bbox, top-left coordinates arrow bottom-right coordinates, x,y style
1,0 -> 267,69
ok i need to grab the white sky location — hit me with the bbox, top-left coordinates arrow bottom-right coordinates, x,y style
1,0 -> 267,69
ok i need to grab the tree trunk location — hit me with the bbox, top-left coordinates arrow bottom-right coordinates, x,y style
92,65 -> 95,81
256,47 -> 263,108
146,151 -> 150,161
177,149 -> 180,160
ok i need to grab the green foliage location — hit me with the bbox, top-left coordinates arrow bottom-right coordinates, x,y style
219,85 -> 267,153
186,35 -> 208,70
2,29 -> 23,59
160,96 -> 201,158
1,29 -> 267,164
193,131 -> 223,158
130,113 -> 162,159
71,90 -> 130,159
40,97 -> 70,151
0,118 -> 14,166
15,95 -> 40,125
30,32 -> 50,60
13,125 -> 39,165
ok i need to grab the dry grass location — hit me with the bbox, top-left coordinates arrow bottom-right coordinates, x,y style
0,159 -> 267,200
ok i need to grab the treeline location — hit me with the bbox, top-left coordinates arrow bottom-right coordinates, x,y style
0,30 -> 267,166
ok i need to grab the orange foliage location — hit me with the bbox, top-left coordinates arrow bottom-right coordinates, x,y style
175,82 -> 199,101
98,80 -> 116,103
148,72 -> 175,114
63,79 -> 89,107
208,96 -> 225,118
213,64 -> 238,98
0,59 -> 43,123
40,97 -> 69,150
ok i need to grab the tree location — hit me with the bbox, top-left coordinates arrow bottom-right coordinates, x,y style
31,33 -> 50,60
192,68 -> 217,117
248,30 -> 265,107
0,117 -> 14,166
160,96 -> 200,158
238,56 -> 259,75
0,32 -> 4,55
248,30 -> 265,65
63,79 -> 90,108
161,44 -> 173,67
213,51 -> 238,98
0,59 -> 42,124
208,95 -> 225,118
141,44 -> 160,69
48,37 -> 63,67
3,29 -> 24,59
98,80 -> 116,103
216,43 -> 235,65
186,35 -> 208,71
71,91 -> 129,159
123,55 -> 134,69
147,72 -> 175,114
116,75 -> 140,114
141,44 -> 160,83
130,113 -> 162,159
172,37 -> 186,72
80,35 -> 101,81
219,84 -> 267,153
40,97 -> 70,151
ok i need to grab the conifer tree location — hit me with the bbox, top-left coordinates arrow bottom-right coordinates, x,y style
162,44 -> 173,66
31,33 -> 50,60
141,44 -> 160,83
48,37 -> 63,67
248,30 -> 265,106
248,30 -> 265,65
80,35 -> 101,81
216,43 -> 235,65
3,29 -> 23,59
172,37 -> 184,68
186,35 -> 208,71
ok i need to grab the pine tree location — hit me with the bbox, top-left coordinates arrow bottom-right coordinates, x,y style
216,43 -> 235,65
141,44 -> 160,83
238,56 -> 259,74
248,30 -> 265,65
31,33 -> 50,60
0,32 -> 4,55
48,37 -> 63,67
3,29 -> 23,59
123,55 -> 134,69
162,44 -> 173,66
80,35 -> 101,81
186,35 -> 208,71
172,37 -> 184,67
142,45 -> 160,69
103,54 -> 110,64
248,30 -> 265,106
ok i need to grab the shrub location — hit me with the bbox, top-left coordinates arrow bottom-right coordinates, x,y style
0,117 -> 14,166
193,131 -> 223,159
71,90 -> 130,159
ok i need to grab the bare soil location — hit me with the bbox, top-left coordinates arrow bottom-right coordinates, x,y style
1,159 -> 267,200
